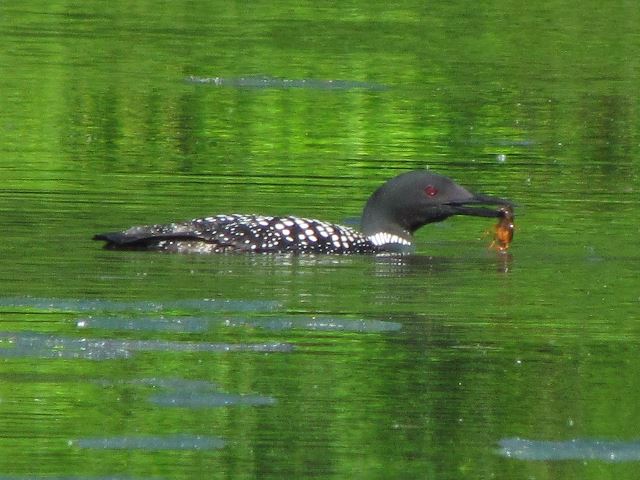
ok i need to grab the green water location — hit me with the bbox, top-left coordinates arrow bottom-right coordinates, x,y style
1,1 -> 639,479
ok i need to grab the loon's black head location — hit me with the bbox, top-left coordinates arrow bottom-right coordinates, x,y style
361,171 -> 513,240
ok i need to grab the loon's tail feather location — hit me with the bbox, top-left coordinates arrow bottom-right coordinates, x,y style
93,231 -> 206,250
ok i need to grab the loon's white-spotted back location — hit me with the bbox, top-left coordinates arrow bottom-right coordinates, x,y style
96,214 -> 384,254
94,170 -> 513,254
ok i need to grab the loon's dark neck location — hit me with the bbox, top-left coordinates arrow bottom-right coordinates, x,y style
361,202 -> 412,243
360,171 -> 440,242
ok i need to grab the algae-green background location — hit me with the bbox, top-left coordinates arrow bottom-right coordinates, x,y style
1,2 -> 639,479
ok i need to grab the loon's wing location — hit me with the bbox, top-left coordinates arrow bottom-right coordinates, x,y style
93,214 -> 376,253
93,215 -> 283,252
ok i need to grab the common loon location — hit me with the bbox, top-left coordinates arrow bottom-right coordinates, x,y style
93,171 -> 513,254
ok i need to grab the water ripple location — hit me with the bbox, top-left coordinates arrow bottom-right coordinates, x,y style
150,392 -> 276,408
186,75 -> 389,90
499,437 -> 640,462
76,315 -> 402,333
72,434 -> 226,450
0,297 -> 280,313
0,331 -> 294,360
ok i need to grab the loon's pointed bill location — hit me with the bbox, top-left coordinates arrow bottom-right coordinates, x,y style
94,170 -> 515,254
446,192 -> 515,218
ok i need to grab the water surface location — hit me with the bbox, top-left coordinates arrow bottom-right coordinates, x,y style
1,1 -> 639,479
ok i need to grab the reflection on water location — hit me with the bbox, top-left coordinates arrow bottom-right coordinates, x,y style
370,251 -> 514,276
104,377 -> 220,391
2,0 -> 639,479
150,391 -> 276,408
0,332 -> 294,360
76,316 -> 211,333
72,435 -> 226,450
100,376 -> 276,408
499,438 -> 640,462
77,315 -> 402,333
0,478 -> 156,480
0,297 -> 280,313
220,316 -> 402,332
186,75 -> 389,90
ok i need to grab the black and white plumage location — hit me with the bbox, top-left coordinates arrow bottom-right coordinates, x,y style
98,214 -> 395,254
94,171 -> 513,254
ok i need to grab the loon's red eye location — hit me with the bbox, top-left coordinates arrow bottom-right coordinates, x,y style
424,185 -> 438,197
